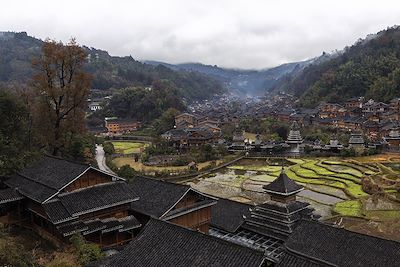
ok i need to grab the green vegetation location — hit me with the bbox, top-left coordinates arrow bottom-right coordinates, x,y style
333,200 -> 363,217
70,234 -> 104,265
0,237 -> 34,267
111,141 -> 147,154
0,226 -> 81,266
0,90 -> 39,175
273,26 -> 400,107
117,164 -> 137,181
333,200 -> 400,221
105,84 -> 186,123
103,142 -> 115,155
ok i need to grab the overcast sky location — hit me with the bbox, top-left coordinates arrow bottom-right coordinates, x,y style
1,0 -> 400,69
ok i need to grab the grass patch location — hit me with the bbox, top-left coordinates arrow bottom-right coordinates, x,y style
111,141 -> 147,154
333,200 -> 363,217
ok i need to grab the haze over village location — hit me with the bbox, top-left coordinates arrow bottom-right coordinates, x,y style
1,1 -> 400,266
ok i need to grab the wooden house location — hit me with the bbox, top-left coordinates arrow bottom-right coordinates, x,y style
175,113 -> 199,128
384,128 -> 400,151
0,156 -> 141,248
318,103 -> 344,119
390,98 -> 400,112
105,118 -> 140,134
345,97 -> 363,109
161,127 -> 219,148
128,176 -> 217,234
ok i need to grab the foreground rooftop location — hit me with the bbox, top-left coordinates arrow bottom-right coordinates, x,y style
97,219 -> 266,267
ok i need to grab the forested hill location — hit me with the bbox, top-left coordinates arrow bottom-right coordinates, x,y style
0,31 -> 225,101
145,59 -> 315,95
272,26 -> 400,107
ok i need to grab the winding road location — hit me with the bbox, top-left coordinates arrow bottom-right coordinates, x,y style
95,144 -> 116,175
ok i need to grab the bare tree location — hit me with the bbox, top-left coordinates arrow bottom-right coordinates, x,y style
32,39 -> 91,155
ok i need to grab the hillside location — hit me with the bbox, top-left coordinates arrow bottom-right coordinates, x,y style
272,26 -> 400,107
0,32 -> 225,101
145,59 -> 314,95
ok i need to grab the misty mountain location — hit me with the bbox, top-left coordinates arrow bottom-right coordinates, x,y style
145,58 -> 316,95
0,32 -> 225,101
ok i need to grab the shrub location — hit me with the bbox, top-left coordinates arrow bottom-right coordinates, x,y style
70,234 -> 104,265
117,164 -> 137,180
95,136 -> 105,145
103,142 -> 115,155
0,238 -> 34,267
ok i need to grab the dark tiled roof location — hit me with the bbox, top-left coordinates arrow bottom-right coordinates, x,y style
0,188 -> 24,204
277,252 -> 323,267
5,174 -> 58,203
99,219 -> 265,267
211,198 -> 252,233
58,182 -> 138,217
57,221 -> 88,236
263,171 -> 303,196
57,216 -> 141,237
129,176 -> 190,218
42,182 -> 138,224
279,220 -> 400,267
43,200 -> 75,224
18,155 -> 89,190
4,155 -> 92,203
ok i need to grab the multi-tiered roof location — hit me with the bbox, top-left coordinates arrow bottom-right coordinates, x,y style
349,132 -> 365,145
286,121 -> 303,144
242,169 -> 318,241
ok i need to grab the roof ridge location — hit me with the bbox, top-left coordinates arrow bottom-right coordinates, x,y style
58,181 -> 123,196
14,172 -> 59,190
135,175 -> 190,188
148,219 -> 265,255
43,154 -> 89,167
216,196 -> 254,207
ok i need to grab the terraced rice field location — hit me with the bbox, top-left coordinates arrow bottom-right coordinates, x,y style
188,156 -> 400,222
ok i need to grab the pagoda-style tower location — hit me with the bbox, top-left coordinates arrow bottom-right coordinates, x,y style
348,132 -> 365,153
286,121 -> 303,145
242,169 -> 318,241
231,124 -> 246,149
